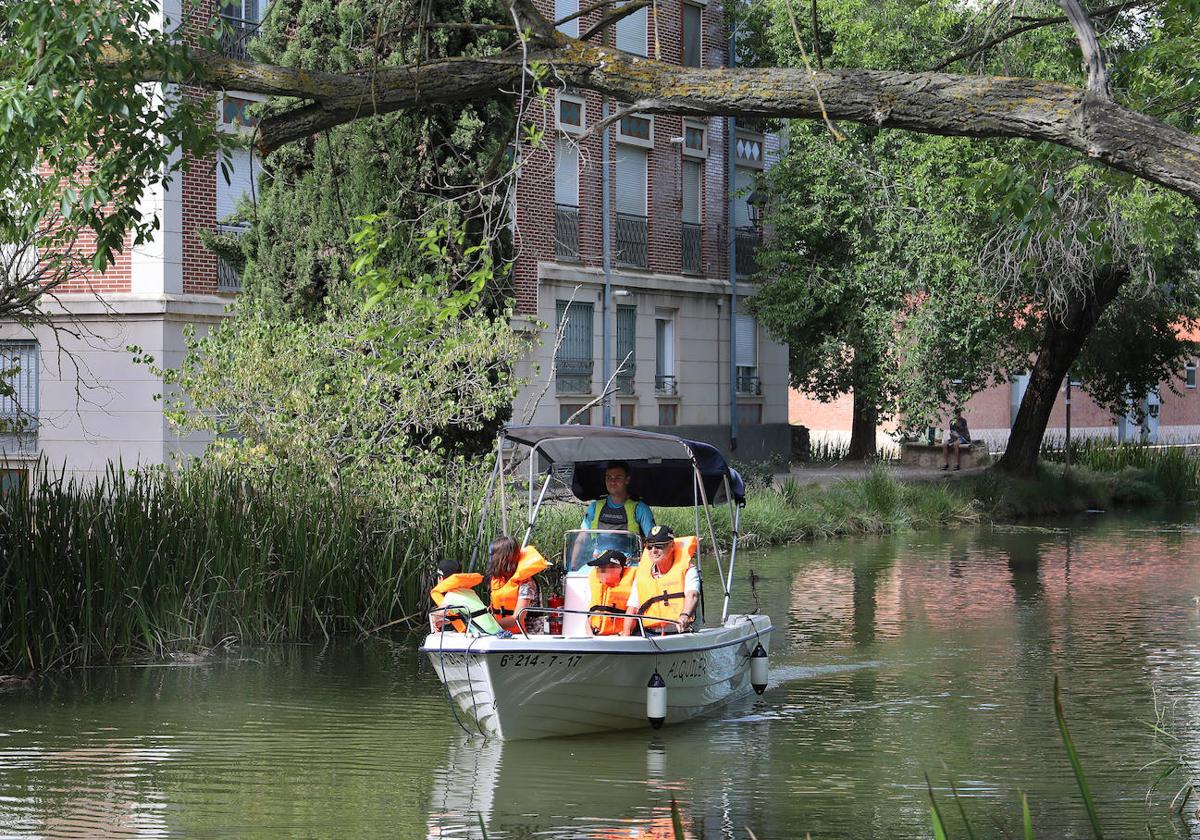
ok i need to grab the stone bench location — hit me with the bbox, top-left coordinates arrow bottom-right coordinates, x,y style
899,441 -> 990,469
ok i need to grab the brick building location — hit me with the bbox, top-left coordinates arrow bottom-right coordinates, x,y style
0,0 -> 260,487
1,0 -> 790,488
509,0 -> 791,458
790,336 -> 1200,453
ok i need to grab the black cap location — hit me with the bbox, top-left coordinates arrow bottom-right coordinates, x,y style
588,549 -> 628,567
645,524 -> 674,545
437,559 -> 461,577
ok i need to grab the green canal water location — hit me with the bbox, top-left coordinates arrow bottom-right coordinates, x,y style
3,514 -> 1200,838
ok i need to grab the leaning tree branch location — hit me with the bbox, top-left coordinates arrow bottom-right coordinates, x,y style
1057,0 -> 1111,97
210,41 -> 1200,202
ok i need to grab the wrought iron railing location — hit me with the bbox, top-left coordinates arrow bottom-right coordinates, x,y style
555,204 -> 580,261
616,213 -> 648,268
216,223 -> 247,292
219,14 -> 261,61
615,368 -> 636,395
556,358 -> 593,394
735,374 -> 762,395
654,374 -> 678,396
735,226 -> 760,277
681,222 -> 702,274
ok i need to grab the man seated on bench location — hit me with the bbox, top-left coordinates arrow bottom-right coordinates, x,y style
942,411 -> 972,471
622,525 -> 700,636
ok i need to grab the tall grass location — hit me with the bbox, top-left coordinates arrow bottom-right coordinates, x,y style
1040,437 -> 1200,503
0,462 -> 488,673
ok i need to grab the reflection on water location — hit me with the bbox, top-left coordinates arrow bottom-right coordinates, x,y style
2,513 -> 1199,838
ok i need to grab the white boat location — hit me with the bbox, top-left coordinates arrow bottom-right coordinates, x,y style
421,425 -> 772,740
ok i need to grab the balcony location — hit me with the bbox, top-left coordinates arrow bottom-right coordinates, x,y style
681,222 -> 702,274
735,374 -> 762,396
216,223 -> 247,292
735,226 -> 761,277
555,358 -> 593,395
219,14 -> 261,61
654,374 -> 678,396
616,213 -> 648,268
615,371 -> 636,395
555,204 -> 580,261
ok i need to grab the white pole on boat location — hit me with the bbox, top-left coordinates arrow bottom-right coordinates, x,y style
497,435 -> 508,535
694,458 -> 726,623
522,472 -> 554,549
721,475 -> 740,623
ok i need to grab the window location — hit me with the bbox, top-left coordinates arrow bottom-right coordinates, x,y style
216,146 -> 261,223
682,3 -> 702,67
615,2 -> 648,55
220,95 -> 260,130
560,404 -> 592,425
616,146 -> 648,216
219,0 -> 262,60
0,340 -> 38,455
557,93 -> 585,134
555,0 -> 579,37
620,403 -> 637,426
555,300 -> 594,394
734,132 -> 765,169
1187,362 -> 1197,389
682,160 -> 701,225
733,166 -> 756,228
682,121 -> 707,158
735,313 -> 758,394
658,404 -> 678,426
616,304 -> 637,394
655,314 -> 676,394
617,113 -> 653,147
1,467 -> 28,496
555,138 -> 579,206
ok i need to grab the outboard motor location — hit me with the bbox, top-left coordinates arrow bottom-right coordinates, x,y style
750,643 -> 768,695
646,671 -> 667,729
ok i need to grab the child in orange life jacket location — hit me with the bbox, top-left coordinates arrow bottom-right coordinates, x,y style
586,549 -> 637,636
429,559 -> 502,634
487,535 -> 550,634
622,524 -> 700,636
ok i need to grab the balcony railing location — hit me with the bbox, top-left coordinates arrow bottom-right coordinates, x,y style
654,374 -> 678,396
616,213 -> 648,268
555,204 -> 580,261
216,223 -> 247,292
555,358 -> 593,395
735,226 -> 761,277
681,222 -> 702,274
736,374 -> 762,396
219,14 -> 261,61
615,371 -> 636,395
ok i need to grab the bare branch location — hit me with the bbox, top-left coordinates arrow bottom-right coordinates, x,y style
581,0 -> 652,42
1057,0 -> 1112,97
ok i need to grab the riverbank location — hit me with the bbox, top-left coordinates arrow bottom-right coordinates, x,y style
2,447 -> 1195,674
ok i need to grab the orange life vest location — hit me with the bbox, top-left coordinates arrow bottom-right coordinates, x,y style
489,545 -> 550,629
430,573 -> 486,633
634,536 -> 698,629
588,566 -> 637,635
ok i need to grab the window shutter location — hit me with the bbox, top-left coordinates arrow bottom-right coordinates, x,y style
655,317 -> 674,377
555,138 -> 579,206
735,314 -> 757,367
216,148 -> 260,221
681,160 -> 701,224
617,305 -> 636,366
615,146 -> 647,216
615,4 -> 647,55
555,0 -> 579,36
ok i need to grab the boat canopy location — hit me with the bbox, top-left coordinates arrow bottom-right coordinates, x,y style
502,425 -> 746,507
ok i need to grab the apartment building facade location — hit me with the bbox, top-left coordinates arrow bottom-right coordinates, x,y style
0,0 -> 260,487
510,0 -> 791,459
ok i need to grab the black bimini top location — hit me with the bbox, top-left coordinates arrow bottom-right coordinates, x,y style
502,424 -> 746,507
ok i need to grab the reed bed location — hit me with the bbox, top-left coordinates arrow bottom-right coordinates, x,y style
0,463 -> 488,673
1040,436 -> 1200,503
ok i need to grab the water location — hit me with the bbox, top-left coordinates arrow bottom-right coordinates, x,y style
3,514 -> 1200,838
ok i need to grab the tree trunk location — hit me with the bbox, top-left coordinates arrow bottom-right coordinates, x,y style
847,388 -> 879,460
994,267 -> 1128,475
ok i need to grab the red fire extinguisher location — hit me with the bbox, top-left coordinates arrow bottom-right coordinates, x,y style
547,593 -> 564,635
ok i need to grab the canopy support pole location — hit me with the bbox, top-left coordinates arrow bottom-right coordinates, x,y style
522,472 -> 554,549
497,435 -> 508,536
722,475 -> 741,623
694,460 -> 726,625
471,455 -> 502,570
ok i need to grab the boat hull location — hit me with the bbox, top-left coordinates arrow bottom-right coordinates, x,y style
421,614 -> 772,740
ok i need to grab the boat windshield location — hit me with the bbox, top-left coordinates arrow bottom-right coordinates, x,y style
562,529 -> 643,574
